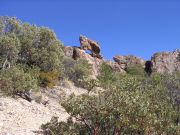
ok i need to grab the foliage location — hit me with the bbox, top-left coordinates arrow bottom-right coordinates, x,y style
42,75 -> 179,135
126,64 -> 147,77
0,66 -> 38,96
0,34 -> 20,68
0,16 -> 65,92
0,16 -> 64,72
41,116 -> 87,135
62,57 -> 76,79
151,73 -> 180,126
39,71 -> 59,88
63,58 -> 93,87
97,62 -> 116,89
78,77 -> 99,93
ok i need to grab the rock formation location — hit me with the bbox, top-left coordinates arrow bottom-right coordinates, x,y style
105,61 -> 125,73
151,50 -> 180,74
63,46 -> 74,57
79,35 -> 102,59
64,35 -> 180,75
113,55 -> 145,70
64,46 -> 103,76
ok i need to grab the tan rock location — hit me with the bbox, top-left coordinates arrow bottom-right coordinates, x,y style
74,47 -> 103,76
105,61 -> 125,73
113,55 -> 145,70
79,35 -> 102,59
63,46 -> 74,57
151,50 -> 180,74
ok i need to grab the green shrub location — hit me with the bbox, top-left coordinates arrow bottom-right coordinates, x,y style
0,34 -> 20,69
42,75 -> 178,134
126,64 -> 147,77
41,116 -> 86,135
0,66 -> 38,96
0,16 -> 65,95
77,77 -> 99,92
0,16 -> 64,73
62,57 -> 76,79
97,62 -> 115,89
63,58 -> 93,87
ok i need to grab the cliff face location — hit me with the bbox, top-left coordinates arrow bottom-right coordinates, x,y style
64,35 -> 180,75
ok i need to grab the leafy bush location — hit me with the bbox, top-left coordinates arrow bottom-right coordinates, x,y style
0,34 -> 20,69
62,57 -> 76,79
0,16 -> 64,72
0,66 -> 38,96
0,16 -> 65,93
63,58 -> 93,87
42,75 -> 179,135
41,116 -> 87,135
39,71 -> 59,88
77,77 -> 99,93
97,62 -> 116,89
126,64 -> 147,77
151,72 -> 180,126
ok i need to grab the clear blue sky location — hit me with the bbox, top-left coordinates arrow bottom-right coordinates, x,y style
1,0 -> 180,60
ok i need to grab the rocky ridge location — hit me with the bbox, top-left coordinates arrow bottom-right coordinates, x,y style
64,35 -> 180,75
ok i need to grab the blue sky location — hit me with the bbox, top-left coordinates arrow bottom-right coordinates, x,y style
0,0 -> 180,60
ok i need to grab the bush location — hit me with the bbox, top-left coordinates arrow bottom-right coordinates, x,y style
0,16 -> 64,72
0,34 -> 20,69
97,62 -> 116,89
39,71 -> 60,88
63,58 -> 93,87
0,66 -> 38,96
62,57 -> 76,79
126,64 -> 147,77
77,77 -> 99,92
41,75 -> 179,135
0,16 -> 65,94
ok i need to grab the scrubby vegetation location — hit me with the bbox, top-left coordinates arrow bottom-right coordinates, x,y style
0,16 -> 94,97
126,64 -> 147,77
0,17 -> 179,134
42,63 -> 180,135
0,17 -> 65,96
63,57 -> 93,88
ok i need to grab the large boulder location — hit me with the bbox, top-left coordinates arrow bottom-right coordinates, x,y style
79,35 -> 102,59
113,55 -> 145,70
151,50 -> 180,74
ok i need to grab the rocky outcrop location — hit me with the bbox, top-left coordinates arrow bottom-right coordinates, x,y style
64,46 -> 103,76
105,61 -> 125,73
79,35 -> 102,59
64,36 -> 180,75
63,46 -> 74,57
151,50 -> 180,74
113,55 -> 145,70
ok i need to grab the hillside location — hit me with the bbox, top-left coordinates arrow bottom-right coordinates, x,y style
0,17 -> 180,135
